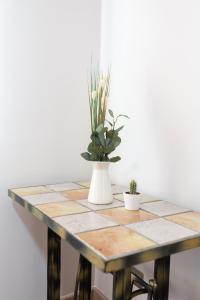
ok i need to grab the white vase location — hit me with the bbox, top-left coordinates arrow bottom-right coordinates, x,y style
123,192 -> 141,210
88,162 -> 113,205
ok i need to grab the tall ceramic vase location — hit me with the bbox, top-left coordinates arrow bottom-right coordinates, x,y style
88,162 -> 113,205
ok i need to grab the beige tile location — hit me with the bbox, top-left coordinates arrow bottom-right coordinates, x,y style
97,207 -> 157,225
36,201 -> 90,218
78,226 -> 155,257
46,182 -> 83,192
12,186 -> 52,196
127,218 -> 196,244
54,212 -> 117,234
61,189 -> 89,200
77,199 -> 123,211
114,193 -> 159,204
77,181 -> 90,188
166,212 -> 200,232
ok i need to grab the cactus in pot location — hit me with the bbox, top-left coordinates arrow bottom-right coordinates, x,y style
129,180 -> 137,195
124,179 -> 140,210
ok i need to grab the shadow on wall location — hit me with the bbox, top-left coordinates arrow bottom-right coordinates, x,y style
13,201 -> 80,297
13,202 -> 47,259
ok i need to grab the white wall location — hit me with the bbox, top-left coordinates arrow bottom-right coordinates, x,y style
0,0 -> 100,299
97,0 -> 200,299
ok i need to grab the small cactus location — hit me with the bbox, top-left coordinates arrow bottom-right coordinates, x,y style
129,180 -> 137,194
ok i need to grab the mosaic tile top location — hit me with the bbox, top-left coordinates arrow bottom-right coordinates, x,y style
9,181 -> 200,271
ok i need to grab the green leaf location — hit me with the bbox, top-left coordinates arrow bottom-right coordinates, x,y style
106,119 -> 113,127
118,114 -> 129,119
96,123 -> 104,133
106,129 -> 116,139
109,156 -> 121,162
90,132 -> 101,145
88,142 -> 105,155
103,144 -> 115,154
98,132 -> 105,146
108,109 -> 114,118
81,152 -> 91,161
115,125 -> 124,132
113,136 -> 121,147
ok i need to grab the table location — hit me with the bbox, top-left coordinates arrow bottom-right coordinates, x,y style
8,181 -> 200,300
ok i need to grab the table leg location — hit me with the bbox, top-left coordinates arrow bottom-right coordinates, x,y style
47,228 -> 61,300
112,268 -> 131,300
154,256 -> 170,300
74,255 -> 91,300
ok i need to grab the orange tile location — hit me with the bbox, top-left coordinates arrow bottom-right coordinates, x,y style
12,186 -> 52,196
36,201 -> 90,217
166,212 -> 200,232
61,189 -> 89,200
78,226 -> 155,257
97,207 -> 157,225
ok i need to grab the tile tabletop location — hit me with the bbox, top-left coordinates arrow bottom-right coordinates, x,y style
8,181 -> 200,272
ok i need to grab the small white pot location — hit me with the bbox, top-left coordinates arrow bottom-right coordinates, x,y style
88,162 -> 113,205
123,192 -> 141,210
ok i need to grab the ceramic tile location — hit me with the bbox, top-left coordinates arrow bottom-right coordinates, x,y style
97,207 -> 157,225
166,212 -> 200,232
23,192 -> 68,205
127,218 -> 196,244
112,184 -> 128,194
46,182 -> 83,192
77,181 -> 90,188
36,201 -> 90,218
113,193 -> 124,201
78,226 -> 155,257
77,199 -> 123,211
61,189 -> 89,200
114,193 -> 159,204
54,212 -> 117,234
141,200 -> 190,217
12,186 -> 52,196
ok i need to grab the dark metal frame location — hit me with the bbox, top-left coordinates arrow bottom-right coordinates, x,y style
74,255 -> 92,300
73,255 -> 170,300
47,228 -> 61,300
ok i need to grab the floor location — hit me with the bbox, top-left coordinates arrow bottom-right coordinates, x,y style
67,288 -> 107,300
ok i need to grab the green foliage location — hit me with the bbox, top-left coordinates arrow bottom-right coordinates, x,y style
81,112 -> 129,162
129,180 -> 137,194
81,66 -> 129,163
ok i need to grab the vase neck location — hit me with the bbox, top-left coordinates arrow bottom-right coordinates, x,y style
92,161 -> 110,170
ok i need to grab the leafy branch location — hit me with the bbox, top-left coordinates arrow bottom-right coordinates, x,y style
81,109 -> 129,162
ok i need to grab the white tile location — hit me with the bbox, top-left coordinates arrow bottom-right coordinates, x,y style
112,184 -> 128,194
54,212 -> 118,234
141,200 -> 190,217
77,199 -> 123,211
140,194 -> 160,204
114,193 -> 159,204
23,192 -> 68,205
127,218 -> 197,244
46,182 -> 83,192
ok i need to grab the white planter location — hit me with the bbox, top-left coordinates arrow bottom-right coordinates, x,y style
88,162 -> 113,205
123,192 -> 141,210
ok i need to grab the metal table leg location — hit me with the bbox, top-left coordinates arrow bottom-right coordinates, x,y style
112,268 -> 131,300
154,256 -> 170,300
74,255 -> 92,300
47,228 -> 61,300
